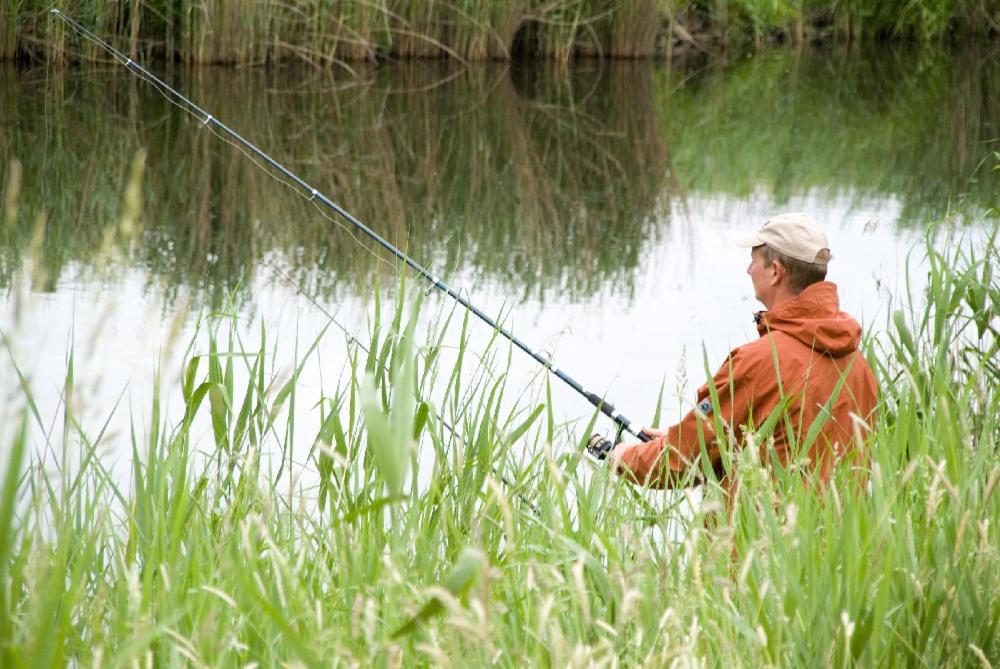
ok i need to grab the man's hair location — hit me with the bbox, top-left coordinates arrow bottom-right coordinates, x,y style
758,244 -> 829,292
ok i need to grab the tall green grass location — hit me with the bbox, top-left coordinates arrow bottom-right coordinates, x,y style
3,0 -> 998,65
1,209 -> 998,664
3,0 -> 666,65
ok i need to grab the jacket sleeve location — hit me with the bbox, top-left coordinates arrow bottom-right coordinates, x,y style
615,347 -> 758,488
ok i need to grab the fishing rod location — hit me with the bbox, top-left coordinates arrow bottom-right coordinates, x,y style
50,8 -> 651,446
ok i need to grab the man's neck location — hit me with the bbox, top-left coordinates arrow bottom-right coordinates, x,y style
763,286 -> 800,311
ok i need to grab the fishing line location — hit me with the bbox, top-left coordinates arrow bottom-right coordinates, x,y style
49,9 -> 650,444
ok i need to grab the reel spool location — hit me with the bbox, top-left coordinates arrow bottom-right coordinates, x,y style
584,433 -> 615,465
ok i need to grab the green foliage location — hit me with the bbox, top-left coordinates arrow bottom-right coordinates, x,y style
391,546 -> 485,638
360,294 -> 421,497
1,227 -> 999,665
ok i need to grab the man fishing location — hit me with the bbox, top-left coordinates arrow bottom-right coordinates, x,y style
50,8 -> 879,506
607,213 -> 878,498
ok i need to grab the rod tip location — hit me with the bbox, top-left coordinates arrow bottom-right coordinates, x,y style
50,7 -> 59,15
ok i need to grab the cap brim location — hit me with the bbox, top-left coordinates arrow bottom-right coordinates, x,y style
733,233 -> 763,248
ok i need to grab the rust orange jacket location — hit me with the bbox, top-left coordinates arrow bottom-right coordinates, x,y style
616,281 -> 878,492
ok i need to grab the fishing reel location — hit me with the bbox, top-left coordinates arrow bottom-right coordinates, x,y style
584,433 -> 615,465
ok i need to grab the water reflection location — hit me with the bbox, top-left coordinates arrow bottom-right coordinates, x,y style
660,46 -> 1000,221
0,61 -> 668,305
1,45 -> 997,307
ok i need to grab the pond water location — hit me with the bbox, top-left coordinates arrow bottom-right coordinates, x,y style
1,45 -> 998,480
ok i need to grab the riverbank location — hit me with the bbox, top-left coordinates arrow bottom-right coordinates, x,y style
1,216 -> 998,664
3,1 -> 998,66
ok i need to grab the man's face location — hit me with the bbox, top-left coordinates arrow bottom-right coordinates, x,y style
746,246 -> 775,306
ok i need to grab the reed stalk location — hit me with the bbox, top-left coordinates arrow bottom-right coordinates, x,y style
4,0 -> 997,66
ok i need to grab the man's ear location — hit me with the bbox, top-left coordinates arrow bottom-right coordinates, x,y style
770,260 -> 786,285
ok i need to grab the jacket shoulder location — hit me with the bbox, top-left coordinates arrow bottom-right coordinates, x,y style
730,331 -> 797,361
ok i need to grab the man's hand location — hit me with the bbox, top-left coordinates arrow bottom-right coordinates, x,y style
610,443 -> 630,460
609,442 -> 632,474
609,428 -> 664,474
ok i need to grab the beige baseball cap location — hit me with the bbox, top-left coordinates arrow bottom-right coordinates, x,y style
735,212 -> 832,265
